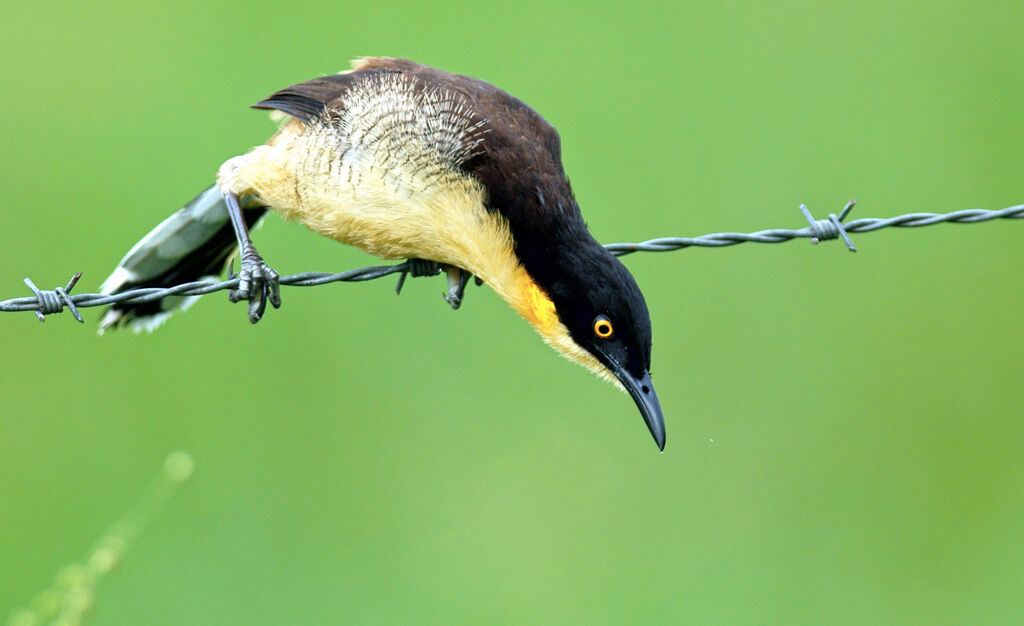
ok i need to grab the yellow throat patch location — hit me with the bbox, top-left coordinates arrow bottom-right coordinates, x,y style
520,278 -> 559,335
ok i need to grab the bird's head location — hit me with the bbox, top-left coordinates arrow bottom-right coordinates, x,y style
547,245 -> 664,449
505,215 -> 665,450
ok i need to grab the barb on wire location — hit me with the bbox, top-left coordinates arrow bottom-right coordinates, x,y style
801,199 -> 857,251
2,201 -> 1021,323
22,272 -> 85,322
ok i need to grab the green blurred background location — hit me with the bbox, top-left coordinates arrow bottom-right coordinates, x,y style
2,1 -> 1022,624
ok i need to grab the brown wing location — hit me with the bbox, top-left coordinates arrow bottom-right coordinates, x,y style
251,58 -> 432,123
251,74 -> 353,122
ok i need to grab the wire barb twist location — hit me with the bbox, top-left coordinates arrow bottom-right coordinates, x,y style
1,201 -> 1021,323
22,272 -> 84,323
800,199 -> 857,251
394,259 -> 444,294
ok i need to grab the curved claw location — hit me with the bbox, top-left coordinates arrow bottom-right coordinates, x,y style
247,283 -> 268,323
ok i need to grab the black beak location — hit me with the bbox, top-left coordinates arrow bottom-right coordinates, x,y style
609,362 -> 666,451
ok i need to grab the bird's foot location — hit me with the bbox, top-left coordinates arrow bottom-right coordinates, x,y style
228,246 -> 281,323
393,259 -> 479,310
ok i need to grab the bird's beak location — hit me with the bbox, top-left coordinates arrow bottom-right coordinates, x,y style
609,362 -> 666,451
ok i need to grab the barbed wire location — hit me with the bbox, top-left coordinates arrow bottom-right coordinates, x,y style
2,200 -> 1021,323
605,200 -> 1024,255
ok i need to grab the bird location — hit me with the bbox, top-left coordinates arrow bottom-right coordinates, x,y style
98,57 -> 666,449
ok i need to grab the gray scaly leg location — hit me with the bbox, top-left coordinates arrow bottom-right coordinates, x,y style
224,192 -> 281,323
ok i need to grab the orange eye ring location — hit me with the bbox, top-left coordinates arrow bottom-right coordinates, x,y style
593,315 -> 614,338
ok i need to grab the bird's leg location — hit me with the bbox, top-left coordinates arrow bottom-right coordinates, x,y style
443,266 -> 473,310
224,192 -> 281,323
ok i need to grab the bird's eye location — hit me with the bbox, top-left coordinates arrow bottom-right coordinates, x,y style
593,315 -> 614,338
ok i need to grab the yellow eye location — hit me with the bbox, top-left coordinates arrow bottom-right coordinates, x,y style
593,315 -> 614,338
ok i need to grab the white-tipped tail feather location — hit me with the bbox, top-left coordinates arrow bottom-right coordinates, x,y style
98,186 -> 265,334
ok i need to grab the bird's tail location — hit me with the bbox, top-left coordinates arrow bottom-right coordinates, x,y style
98,185 -> 266,333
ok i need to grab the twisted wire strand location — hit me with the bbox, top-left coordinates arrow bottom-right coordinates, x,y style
2,202 -> 1021,320
604,203 -> 1024,255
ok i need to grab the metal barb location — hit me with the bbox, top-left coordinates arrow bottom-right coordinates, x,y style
838,198 -> 857,221
23,272 -> 84,323
800,201 -> 857,251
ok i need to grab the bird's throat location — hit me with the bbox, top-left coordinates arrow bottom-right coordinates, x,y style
517,276 -> 559,335
504,266 -> 611,383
